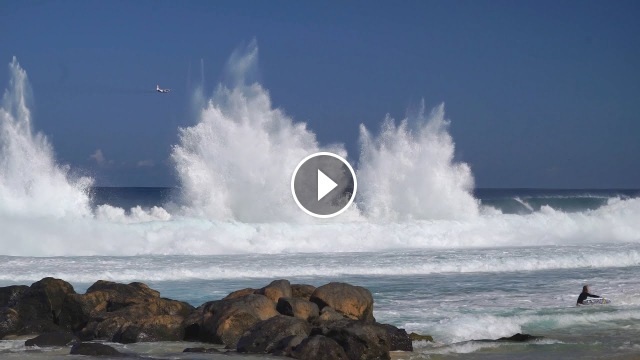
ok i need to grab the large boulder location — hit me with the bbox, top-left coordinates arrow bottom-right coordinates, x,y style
70,342 -> 124,356
292,335 -> 349,360
236,315 -> 311,353
316,306 -> 345,323
223,288 -> 256,300
199,294 -> 278,346
313,320 -> 391,360
62,280 -> 193,343
256,280 -> 292,303
291,284 -> 316,301
271,335 -> 305,356
0,278 -> 76,338
380,324 -> 412,351
24,331 -> 79,347
0,285 -> 28,308
277,297 -> 319,322
310,283 -> 374,322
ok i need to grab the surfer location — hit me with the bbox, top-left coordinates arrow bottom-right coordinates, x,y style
576,285 -> 601,306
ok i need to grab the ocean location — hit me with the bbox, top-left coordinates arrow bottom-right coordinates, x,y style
1,57 -> 640,359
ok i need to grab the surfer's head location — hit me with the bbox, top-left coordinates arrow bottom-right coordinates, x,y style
583,285 -> 589,292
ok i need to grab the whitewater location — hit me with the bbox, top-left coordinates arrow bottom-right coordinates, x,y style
1,44 -> 640,358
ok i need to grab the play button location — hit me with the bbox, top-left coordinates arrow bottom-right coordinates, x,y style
291,152 -> 357,218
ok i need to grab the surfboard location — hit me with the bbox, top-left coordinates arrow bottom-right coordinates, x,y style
582,297 -> 611,305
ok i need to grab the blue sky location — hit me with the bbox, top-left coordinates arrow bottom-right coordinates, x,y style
1,0 -> 639,188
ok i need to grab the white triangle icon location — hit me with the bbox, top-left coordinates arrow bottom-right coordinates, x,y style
318,169 -> 338,201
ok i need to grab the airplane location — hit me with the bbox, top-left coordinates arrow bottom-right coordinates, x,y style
156,85 -> 170,93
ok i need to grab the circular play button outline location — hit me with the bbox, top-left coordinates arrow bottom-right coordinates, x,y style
291,152 -> 358,218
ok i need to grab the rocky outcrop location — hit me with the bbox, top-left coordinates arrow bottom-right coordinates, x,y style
380,324 -> 412,351
223,288 -> 256,300
70,342 -> 124,356
292,335 -> 349,360
256,280 -> 292,303
0,285 -> 28,308
198,294 -> 278,346
24,331 -> 79,347
271,334 -> 305,356
497,333 -> 542,342
277,297 -> 319,322
316,306 -> 345,323
237,315 -> 311,353
313,319 -> 391,360
310,283 -> 374,322
291,284 -> 316,301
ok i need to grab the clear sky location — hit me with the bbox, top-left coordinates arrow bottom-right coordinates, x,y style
1,0 -> 639,188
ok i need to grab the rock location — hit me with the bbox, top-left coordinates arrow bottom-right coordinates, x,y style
380,324 -> 412,351
24,332 -> 79,347
497,333 -> 542,342
62,280 -> 193,343
277,297 -> 319,322
409,332 -> 433,342
310,283 -> 374,322
237,315 -> 311,353
292,335 -> 349,360
316,306 -> 345,323
114,314 -> 185,343
183,347 -> 221,353
256,280 -> 292,303
291,284 -> 316,301
223,288 -> 256,300
314,320 -> 391,360
271,335 -> 305,356
182,305 -> 205,341
199,294 -> 278,346
0,285 -> 28,308
70,342 -> 124,356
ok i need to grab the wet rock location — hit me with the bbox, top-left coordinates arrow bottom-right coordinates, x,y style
182,304 -> 205,341
291,284 -> 316,301
236,315 -> 311,353
292,335 -> 348,360
316,306 -> 345,323
24,331 -> 79,347
310,283 -> 374,322
223,288 -> 256,300
409,332 -> 433,342
114,315 -> 185,343
271,334 -> 305,356
256,280 -> 292,303
199,294 -> 278,346
70,342 -> 124,356
380,324 -> 412,351
313,319 -> 391,360
277,297 -> 319,322
0,285 -> 28,308
183,347 -> 221,353
497,333 -> 542,342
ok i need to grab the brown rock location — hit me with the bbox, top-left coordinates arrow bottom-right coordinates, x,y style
276,297 -> 319,322
313,319 -> 391,360
0,285 -> 28,308
256,280 -> 292,303
292,335 -> 349,360
237,315 -> 311,353
271,334 -> 305,356
316,306 -> 345,323
223,288 -> 256,300
291,284 -> 316,300
380,324 -> 412,351
310,283 -> 374,322
114,314 -> 186,343
199,294 -> 278,347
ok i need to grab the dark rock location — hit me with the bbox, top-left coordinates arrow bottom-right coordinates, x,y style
183,347 -> 221,353
223,288 -> 256,300
24,332 -> 79,347
315,320 -> 391,360
182,305 -> 205,341
256,280 -> 292,303
380,324 -> 412,351
0,285 -> 28,308
291,284 -> 316,301
277,297 -> 319,322
409,332 -> 433,342
310,283 -> 374,322
292,335 -> 349,360
199,294 -> 278,346
316,306 -> 345,323
237,315 -> 311,353
70,342 -> 124,356
270,334 -> 305,356
497,333 -> 542,342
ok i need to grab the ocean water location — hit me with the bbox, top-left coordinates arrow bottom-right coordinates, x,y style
1,50 -> 640,359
